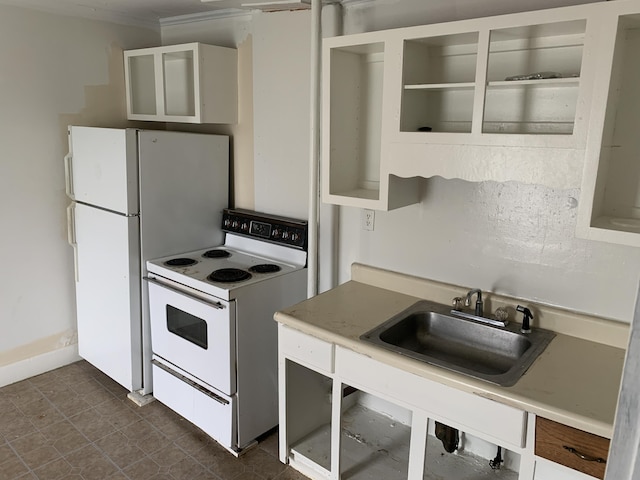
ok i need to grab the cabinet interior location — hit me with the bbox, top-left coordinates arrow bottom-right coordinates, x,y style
328,42 -> 384,200
163,51 -> 196,117
287,369 -> 523,479
401,33 -> 479,133
483,20 -> 585,135
285,361 -> 333,473
127,54 -> 157,115
589,14 -> 640,234
338,388 -> 412,480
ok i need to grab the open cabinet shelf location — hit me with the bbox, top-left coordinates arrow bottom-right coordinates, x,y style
124,43 -> 237,124
321,3 -> 621,209
322,38 -> 419,210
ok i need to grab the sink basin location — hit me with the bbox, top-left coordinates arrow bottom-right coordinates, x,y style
360,300 -> 555,387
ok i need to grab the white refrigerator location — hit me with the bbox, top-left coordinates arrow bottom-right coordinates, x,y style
65,126 -> 229,397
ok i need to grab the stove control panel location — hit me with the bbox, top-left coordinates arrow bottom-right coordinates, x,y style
222,209 -> 307,250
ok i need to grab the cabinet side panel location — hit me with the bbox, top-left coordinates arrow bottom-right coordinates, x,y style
201,44 -> 238,124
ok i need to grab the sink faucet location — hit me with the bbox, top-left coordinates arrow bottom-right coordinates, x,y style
465,289 -> 483,316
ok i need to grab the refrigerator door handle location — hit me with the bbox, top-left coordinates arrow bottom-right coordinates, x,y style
64,153 -> 74,200
67,204 -> 79,282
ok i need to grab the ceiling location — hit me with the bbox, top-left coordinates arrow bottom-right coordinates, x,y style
0,0 -> 317,28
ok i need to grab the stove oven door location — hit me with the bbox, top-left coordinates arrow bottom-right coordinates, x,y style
147,277 -> 236,395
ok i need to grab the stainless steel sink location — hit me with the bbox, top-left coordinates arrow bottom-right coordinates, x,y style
360,300 -> 555,387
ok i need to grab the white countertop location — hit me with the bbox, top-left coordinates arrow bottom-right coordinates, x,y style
274,264 -> 627,439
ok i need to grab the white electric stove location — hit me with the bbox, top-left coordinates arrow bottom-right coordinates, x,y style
146,209 -> 308,455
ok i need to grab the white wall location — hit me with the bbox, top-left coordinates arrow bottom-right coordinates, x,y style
0,4 -> 159,385
162,14 -> 256,210
252,11 -> 311,219
161,10 -> 312,220
329,0 -> 640,323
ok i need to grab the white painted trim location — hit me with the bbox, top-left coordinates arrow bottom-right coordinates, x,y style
0,345 -> 81,388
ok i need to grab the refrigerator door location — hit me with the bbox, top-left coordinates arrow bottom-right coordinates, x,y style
67,126 -> 139,215
72,202 -> 142,391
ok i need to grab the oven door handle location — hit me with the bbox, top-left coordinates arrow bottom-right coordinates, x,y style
152,359 -> 230,405
144,276 -> 225,309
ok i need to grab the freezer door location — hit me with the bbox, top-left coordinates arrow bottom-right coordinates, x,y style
67,126 -> 139,215
72,202 -> 142,391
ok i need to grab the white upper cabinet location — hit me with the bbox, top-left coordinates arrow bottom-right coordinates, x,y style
322,38 -> 420,210
322,2 -> 634,210
124,43 -> 237,124
577,4 -> 640,247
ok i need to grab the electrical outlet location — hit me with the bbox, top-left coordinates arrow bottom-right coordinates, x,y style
362,209 -> 375,231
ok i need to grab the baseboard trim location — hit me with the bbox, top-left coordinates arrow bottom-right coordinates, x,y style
0,344 -> 81,388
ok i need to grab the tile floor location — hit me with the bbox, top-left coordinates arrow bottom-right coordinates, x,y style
0,361 -> 309,480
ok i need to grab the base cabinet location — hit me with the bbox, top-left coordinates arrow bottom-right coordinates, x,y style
278,324 -> 608,480
279,325 -> 526,479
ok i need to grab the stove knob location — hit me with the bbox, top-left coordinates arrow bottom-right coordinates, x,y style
282,231 -> 290,240
291,233 -> 299,242
232,220 -> 239,229
272,229 -> 280,238
224,218 -> 231,227
241,222 -> 249,231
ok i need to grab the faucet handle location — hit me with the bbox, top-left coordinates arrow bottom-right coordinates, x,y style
452,297 -> 465,311
494,307 -> 509,322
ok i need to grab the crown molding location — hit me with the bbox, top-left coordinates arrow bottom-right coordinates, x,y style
160,8 -> 252,27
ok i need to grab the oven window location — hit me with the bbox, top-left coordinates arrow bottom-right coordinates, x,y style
166,305 -> 208,349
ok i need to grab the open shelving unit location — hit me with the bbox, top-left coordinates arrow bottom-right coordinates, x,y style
321,4 -> 611,209
322,38 -> 420,210
278,322 -> 527,480
577,12 -> 640,246
482,20 -> 585,136
400,32 -> 479,134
